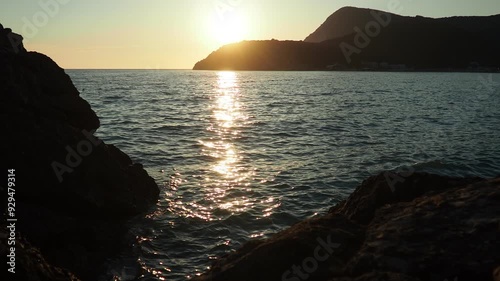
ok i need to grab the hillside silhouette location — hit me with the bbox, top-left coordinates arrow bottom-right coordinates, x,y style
194,7 -> 500,71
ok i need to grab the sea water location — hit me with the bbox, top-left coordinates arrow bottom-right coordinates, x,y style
68,70 -> 500,280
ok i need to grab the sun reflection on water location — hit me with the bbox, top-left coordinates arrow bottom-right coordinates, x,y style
213,72 -> 242,129
204,72 -> 249,211
137,71 -> 285,280
161,71 -> 281,224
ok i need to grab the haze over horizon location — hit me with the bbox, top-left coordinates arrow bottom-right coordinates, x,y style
1,0 -> 499,69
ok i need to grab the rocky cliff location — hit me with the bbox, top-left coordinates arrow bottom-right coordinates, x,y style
0,24 -> 159,280
193,172 -> 500,281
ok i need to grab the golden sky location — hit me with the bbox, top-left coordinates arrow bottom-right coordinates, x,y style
1,0 -> 499,69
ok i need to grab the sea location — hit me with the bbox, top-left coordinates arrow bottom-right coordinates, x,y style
67,70 -> 500,280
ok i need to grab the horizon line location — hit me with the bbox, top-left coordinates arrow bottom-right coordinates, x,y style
65,68 -> 192,70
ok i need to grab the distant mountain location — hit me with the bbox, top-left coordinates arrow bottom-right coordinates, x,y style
193,7 -> 500,71
304,6 -> 404,43
304,6 -> 500,43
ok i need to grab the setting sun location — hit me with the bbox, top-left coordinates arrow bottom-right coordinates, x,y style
210,13 -> 248,45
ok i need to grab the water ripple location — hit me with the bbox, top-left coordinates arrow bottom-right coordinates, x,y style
68,70 -> 500,280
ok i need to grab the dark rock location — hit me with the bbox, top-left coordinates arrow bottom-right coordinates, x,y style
331,172 -> 481,224
1,24 -> 26,53
0,25 -> 160,280
494,266 -> 500,281
0,24 -> 159,217
328,272 -> 422,281
200,215 -> 365,281
0,227 -> 81,281
345,177 -> 500,281
193,173 -> 500,281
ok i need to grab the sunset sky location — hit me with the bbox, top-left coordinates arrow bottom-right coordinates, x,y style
1,0 -> 499,69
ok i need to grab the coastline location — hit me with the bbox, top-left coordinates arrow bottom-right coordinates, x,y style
2,24 -> 500,281
192,69 -> 500,73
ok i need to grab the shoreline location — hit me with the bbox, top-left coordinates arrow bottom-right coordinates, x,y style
192,68 -> 500,73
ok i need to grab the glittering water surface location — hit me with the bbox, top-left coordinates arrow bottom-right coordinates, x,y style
68,70 -> 500,280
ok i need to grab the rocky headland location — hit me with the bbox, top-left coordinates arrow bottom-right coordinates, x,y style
193,7 -> 500,71
0,24 -> 159,280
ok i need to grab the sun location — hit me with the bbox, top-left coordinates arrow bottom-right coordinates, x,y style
211,13 -> 248,45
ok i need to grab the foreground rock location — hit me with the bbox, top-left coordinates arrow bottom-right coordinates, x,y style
0,25 -> 159,280
193,172 -> 499,281
0,229 -> 81,281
